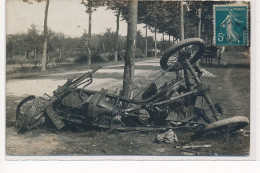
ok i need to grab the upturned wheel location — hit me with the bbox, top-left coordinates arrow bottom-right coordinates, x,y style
160,38 -> 206,72
16,95 -> 44,133
204,116 -> 249,132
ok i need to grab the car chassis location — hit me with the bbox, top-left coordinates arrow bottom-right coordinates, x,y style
16,38 -> 249,136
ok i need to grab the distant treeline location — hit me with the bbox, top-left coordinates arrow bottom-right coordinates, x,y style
7,1 -> 250,66
6,25 -> 172,65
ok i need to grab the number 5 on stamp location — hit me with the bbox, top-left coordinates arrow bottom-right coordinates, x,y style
214,5 -> 248,46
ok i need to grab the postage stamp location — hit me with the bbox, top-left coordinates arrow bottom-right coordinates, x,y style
214,5 -> 248,46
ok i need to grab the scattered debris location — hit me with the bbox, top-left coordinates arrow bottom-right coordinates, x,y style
237,129 -> 250,137
200,68 -> 216,78
157,148 -> 168,153
156,129 -> 178,144
176,144 -> 212,149
180,151 -> 197,156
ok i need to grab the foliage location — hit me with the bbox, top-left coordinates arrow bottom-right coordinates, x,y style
81,0 -> 106,13
112,1 -> 236,42
185,1 -> 236,42
7,24 -> 153,64
106,0 -> 127,14
8,0 -> 240,64
6,25 -> 43,60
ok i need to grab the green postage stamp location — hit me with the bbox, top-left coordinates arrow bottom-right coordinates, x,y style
214,5 -> 248,46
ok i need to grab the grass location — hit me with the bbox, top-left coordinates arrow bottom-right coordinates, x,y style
6,56 -> 154,80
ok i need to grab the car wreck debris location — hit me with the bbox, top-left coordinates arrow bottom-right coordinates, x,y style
16,38 -> 249,138
176,145 -> 212,149
156,129 -> 178,144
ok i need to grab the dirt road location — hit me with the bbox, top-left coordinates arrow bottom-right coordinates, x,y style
6,59 -> 162,97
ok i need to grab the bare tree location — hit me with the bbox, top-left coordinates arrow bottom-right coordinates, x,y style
176,1 -> 185,80
145,24 -> 148,58
122,0 -> 138,99
180,1 -> 184,41
154,27 -> 157,58
23,0 -> 50,71
114,10 -> 120,62
106,1 -> 128,62
198,7 -> 202,38
82,0 -> 105,64
41,0 -> 49,71
81,0 -> 93,65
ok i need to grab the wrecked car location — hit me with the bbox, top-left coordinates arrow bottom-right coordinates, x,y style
15,38 -> 249,137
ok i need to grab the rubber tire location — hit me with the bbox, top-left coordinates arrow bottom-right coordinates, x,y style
160,38 -> 206,71
204,116 -> 249,132
16,95 -> 36,133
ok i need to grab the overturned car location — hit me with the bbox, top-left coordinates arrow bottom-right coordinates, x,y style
15,38 -> 249,137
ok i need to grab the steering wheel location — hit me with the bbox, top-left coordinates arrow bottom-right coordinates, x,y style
160,38 -> 206,72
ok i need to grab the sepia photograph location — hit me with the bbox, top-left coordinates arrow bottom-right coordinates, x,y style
5,0 -> 252,158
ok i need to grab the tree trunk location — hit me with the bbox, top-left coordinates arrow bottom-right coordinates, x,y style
162,33 -> 165,42
39,53 -> 42,65
59,48 -> 62,59
122,0 -> 138,99
176,1 -> 185,79
36,52 -> 39,65
180,1 -> 184,41
102,42 -> 105,52
41,0 -> 49,71
145,24 -> 148,58
154,27 -> 157,58
196,7 -> 202,66
26,50 -> 29,59
87,47 -> 91,64
114,10 -> 120,62
202,21 -> 205,40
198,7 -> 202,38
88,7 -> 92,65
34,48 -> 37,61
162,32 -> 165,53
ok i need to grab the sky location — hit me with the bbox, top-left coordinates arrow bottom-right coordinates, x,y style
6,0 -> 164,40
